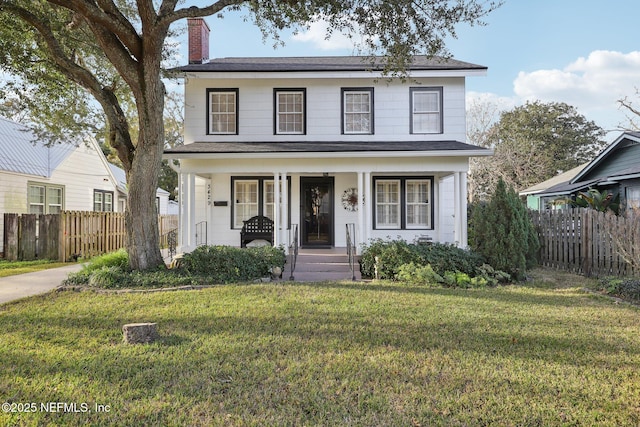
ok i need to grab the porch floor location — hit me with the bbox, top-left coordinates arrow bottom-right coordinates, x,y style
286,247 -> 361,282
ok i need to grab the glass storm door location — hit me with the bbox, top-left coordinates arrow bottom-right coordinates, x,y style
300,177 -> 334,247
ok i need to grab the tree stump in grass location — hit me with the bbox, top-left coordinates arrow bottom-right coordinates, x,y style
122,323 -> 158,344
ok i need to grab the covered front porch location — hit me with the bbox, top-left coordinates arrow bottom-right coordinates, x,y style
170,159 -> 472,255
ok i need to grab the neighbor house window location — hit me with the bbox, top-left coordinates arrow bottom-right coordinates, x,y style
274,89 -> 305,134
94,190 -> 114,212
410,87 -> 443,134
374,177 -> 433,230
232,177 -> 291,229
28,183 -> 64,214
342,88 -> 373,134
627,186 -> 640,210
207,88 -> 238,134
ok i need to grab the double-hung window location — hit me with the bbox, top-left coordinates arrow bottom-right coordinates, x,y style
342,88 -> 373,134
627,186 -> 640,210
274,89 -> 305,134
94,190 -> 114,212
410,87 -> 443,134
207,88 -> 238,134
28,183 -> 64,214
232,177 -> 290,229
374,177 -> 433,229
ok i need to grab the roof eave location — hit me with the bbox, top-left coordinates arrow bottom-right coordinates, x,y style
164,149 -> 493,160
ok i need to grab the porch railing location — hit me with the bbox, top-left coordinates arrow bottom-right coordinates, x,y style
195,221 -> 207,246
346,223 -> 356,281
288,224 -> 299,281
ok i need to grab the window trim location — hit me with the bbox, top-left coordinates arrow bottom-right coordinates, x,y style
27,182 -> 65,214
626,186 -> 640,210
410,87 -> 443,134
341,87 -> 374,135
373,176 -> 434,230
273,88 -> 306,135
231,176 -> 291,229
93,189 -> 114,212
206,88 -> 239,135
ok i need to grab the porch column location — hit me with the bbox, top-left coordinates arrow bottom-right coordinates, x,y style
273,172 -> 281,247
460,172 -> 468,248
281,172 -> 288,253
178,172 -> 196,252
453,172 -> 463,248
364,172 -> 371,248
357,172 -> 364,253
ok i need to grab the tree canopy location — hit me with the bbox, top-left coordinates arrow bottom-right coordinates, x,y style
469,100 -> 606,200
0,0 -> 502,270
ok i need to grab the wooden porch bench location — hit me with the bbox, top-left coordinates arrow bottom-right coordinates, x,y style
240,215 -> 274,248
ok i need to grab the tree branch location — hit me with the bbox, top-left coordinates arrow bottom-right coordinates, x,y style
158,0 -> 244,27
49,0 -> 143,60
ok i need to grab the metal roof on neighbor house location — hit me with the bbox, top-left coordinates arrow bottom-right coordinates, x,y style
177,55 -> 487,73
0,116 -> 77,177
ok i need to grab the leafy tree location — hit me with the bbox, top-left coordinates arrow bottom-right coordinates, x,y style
0,0 -> 501,270
469,101 -> 606,200
471,178 -> 539,280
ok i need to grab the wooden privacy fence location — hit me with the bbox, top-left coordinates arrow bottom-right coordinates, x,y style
3,212 -> 178,262
530,208 -> 640,277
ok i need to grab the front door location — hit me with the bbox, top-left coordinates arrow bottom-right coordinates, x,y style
300,177 -> 334,247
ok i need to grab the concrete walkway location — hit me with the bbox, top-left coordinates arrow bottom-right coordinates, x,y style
0,264 -> 84,305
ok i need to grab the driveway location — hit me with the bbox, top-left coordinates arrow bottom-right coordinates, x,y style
0,264 -> 84,305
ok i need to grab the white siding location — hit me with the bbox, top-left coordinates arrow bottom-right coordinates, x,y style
50,142 -> 119,211
184,77 -> 467,144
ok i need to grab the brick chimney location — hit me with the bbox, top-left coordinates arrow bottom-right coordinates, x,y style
187,18 -> 210,64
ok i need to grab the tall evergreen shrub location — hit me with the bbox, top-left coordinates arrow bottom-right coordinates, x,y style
471,179 -> 539,280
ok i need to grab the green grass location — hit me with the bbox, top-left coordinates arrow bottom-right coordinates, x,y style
0,260 -> 70,278
1,270 -> 639,426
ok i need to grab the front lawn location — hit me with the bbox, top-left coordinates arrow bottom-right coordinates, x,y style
1,272 -> 639,426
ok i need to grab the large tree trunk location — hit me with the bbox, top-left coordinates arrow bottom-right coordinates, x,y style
124,58 -> 166,271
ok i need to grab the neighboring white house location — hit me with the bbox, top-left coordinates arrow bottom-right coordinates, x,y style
0,116 -> 171,255
165,18 -> 491,253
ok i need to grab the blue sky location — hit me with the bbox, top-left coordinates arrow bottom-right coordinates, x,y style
177,1 -> 640,140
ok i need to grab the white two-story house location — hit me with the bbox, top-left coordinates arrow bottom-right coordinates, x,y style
165,18 -> 491,253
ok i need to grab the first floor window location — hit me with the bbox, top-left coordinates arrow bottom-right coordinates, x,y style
234,180 -> 259,228
374,177 -> 433,230
94,190 -> 114,212
232,177 -> 290,229
28,183 -> 64,214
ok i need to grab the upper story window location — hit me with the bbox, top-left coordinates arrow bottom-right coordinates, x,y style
28,183 -> 64,214
94,190 -> 114,212
207,88 -> 238,135
274,89 -> 305,135
342,88 -> 374,134
410,87 -> 443,134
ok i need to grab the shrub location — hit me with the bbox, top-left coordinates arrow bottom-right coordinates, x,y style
397,262 -> 443,286
470,178 -> 539,281
597,277 -> 640,301
359,239 -> 484,280
178,245 -> 286,283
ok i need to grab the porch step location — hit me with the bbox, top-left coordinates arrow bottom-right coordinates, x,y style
286,248 -> 361,282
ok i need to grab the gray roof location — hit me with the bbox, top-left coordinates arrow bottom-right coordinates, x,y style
0,116 -> 77,177
165,140 -> 487,155
177,55 -> 487,73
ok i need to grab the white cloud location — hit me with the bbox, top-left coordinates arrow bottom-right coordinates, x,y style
513,50 -> 640,130
290,20 -> 358,52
